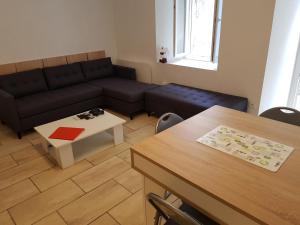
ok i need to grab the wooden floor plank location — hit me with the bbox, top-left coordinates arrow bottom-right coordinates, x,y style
0,139 -> 32,157
114,169 -> 143,193
0,155 -> 17,173
31,160 -> 93,191
0,179 -> 39,212
89,213 -> 119,225
0,211 -> 15,225
59,180 -> 131,225
33,212 -> 67,225
124,114 -> 157,130
117,149 -> 131,164
9,180 -> 83,225
11,145 -> 45,164
87,142 -> 131,165
109,190 -> 145,225
73,157 -> 130,192
125,125 -> 155,144
0,157 -> 53,190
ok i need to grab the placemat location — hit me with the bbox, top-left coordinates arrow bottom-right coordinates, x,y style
197,125 -> 294,172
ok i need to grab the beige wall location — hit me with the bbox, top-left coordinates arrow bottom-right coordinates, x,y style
0,0 -> 117,64
259,0 -> 300,113
114,0 -> 276,114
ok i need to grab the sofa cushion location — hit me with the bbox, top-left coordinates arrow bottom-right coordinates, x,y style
44,63 -> 85,90
16,83 -> 102,118
81,58 -> 113,80
0,69 -> 48,98
145,83 -> 248,118
88,77 -> 158,103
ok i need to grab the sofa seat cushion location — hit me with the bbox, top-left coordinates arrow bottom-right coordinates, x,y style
81,58 -> 113,80
145,83 -> 248,118
0,69 -> 48,98
16,84 -> 102,118
44,63 -> 85,90
88,78 -> 158,103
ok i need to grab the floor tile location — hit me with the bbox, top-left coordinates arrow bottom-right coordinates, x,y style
0,155 -> 17,173
125,125 -> 155,144
11,145 -> 45,164
0,211 -> 14,225
125,114 -> 157,130
0,139 -> 32,158
73,156 -> 130,192
105,109 -> 130,122
59,180 -> 131,225
0,179 -> 39,212
33,212 -> 66,225
0,157 -> 53,190
109,190 -> 145,225
87,142 -> 131,165
123,126 -> 135,135
31,160 -> 93,191
117,149 -> 131,164
9,180 -> 83,225
89,213 -> 119,225
115,169 -> 143,193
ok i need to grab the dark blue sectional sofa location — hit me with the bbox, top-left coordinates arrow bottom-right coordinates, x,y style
0,57 -> 248,139
0,58 -> 157,138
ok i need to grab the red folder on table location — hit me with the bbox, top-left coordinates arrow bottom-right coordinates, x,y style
49,127 -> 85,141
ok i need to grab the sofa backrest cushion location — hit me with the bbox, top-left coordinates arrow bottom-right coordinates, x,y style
0,69 -> 48,98
44,63 -> 85,90
81,57 -> 113,80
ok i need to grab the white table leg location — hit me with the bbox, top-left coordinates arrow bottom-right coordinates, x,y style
41,138 -> 49,153
144,177 -> 166,225
113,124 -> 124,145
54,144 -> 74,169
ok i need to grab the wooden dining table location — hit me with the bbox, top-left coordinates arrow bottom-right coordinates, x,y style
131,106 -> 300,225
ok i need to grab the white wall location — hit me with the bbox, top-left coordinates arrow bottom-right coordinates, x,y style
114,0 -> 276,114
259,0 -> 300,113
0,0 -> 117,64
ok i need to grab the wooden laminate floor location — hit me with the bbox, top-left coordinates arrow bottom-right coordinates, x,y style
0,111 -> 178,225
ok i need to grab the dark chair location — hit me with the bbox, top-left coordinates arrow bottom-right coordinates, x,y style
155,113 -> 184,134
260,107 -> 300,126
148,193 -> 219,225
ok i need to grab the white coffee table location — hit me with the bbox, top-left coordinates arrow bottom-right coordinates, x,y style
35,111 -> 126,168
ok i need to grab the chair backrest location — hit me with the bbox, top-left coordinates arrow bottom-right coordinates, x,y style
147,193 -> 202,225
260,107 -> 300,126
156,113 -> 184,133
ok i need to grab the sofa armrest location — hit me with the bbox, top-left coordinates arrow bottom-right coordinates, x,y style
0,89 -> 21,132
113,65 -> 137,80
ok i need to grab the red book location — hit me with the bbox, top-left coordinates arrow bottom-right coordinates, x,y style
49,127 -> 85,141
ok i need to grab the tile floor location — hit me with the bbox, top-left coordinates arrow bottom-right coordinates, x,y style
0,111 -> 179,225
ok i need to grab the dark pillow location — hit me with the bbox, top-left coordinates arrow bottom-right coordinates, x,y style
0,69 -> 48,98
81,57 -> 113,80
44,63 -> 85,90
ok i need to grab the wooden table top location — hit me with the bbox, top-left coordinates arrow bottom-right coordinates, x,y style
131,106 -> 300,225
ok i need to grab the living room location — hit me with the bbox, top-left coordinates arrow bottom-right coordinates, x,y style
0,1 -> 299,225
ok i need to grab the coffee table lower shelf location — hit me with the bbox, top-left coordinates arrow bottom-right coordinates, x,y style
41,129 -> 123,168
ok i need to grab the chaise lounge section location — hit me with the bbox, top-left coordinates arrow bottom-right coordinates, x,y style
145,83 -> 248,119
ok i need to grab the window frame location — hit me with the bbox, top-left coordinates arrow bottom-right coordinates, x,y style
173,0 -> 222,63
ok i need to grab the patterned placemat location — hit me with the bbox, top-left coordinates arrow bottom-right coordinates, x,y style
197,125 -> 294,172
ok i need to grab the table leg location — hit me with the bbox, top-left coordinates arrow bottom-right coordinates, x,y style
54,144 -> 74,169
144,177 -> 166,225
113,124 -> 124,145
41,138 -> 49,153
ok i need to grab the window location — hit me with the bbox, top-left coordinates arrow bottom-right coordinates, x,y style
288,44 -> 300,110
174,0 -> 223,63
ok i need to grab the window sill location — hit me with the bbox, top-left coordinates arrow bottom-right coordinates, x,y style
168,59 -> 218,71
